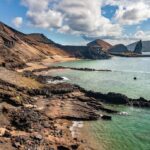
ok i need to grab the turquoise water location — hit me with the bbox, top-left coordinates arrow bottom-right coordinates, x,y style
91,106 -> 150,150
49,56 -> 150,150
51,57 -> 150,99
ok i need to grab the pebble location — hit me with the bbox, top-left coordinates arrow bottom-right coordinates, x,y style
0,128 -> 6,137
34,134 -> 43,140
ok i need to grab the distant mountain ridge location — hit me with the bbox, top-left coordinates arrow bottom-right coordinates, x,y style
127,41 -> 150,52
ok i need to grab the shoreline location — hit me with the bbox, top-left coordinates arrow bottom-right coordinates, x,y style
0,58 -> 150,149
17,56 -> 80,73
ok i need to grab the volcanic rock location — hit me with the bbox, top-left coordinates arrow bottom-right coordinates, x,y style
134,40 -> 142,54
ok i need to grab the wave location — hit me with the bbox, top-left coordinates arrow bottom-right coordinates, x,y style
119,112 -> 129,116
62,76 -> 70,81
47,76 -> 70,84
70,121 -> 83,138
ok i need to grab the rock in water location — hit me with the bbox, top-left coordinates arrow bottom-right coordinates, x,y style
134,40 -> 142,54
101,115 -> 112,120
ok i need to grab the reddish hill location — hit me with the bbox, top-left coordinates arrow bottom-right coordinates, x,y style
87,39 -> 112,52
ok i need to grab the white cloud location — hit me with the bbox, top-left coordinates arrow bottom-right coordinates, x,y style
21,0 -> 49,12
27,10 -> 62,29
115,2 -> 150,25
106,30 -> 150,45
12,17 -> 23,28
21,0 -> 150,44
103,0 -> 150,25
134,30 -> 150,40
21,0 -> 122,38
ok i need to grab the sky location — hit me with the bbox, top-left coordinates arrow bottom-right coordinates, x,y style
0,0 -> 150,45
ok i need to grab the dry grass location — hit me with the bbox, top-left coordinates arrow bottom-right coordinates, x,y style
0,67 -> 42,89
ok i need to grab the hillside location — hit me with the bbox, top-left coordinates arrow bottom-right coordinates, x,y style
127,41 -> 150,52
0,21 -> 70,69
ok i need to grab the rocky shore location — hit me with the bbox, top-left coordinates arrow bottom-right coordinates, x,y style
30,66 -> 112,73
0,67 -> 150,150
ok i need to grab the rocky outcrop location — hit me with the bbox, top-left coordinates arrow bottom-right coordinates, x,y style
60,45 -> 111,59
127,40 -> 150,52
86,46 -> 111,59
134,40 -> 142,54
31,66 -> 112,73
82,89 -> 150,108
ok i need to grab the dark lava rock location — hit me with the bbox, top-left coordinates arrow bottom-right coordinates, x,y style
3,130 -> 11,138
23,70 -> 64,84
33,134 -> 43,141
105,93 -> 129,104
130,97 -> 150,108
57,146 -> 70,150
11,135 -> 52,149
28,88 -> 52,97
12,142 -> 21,148
101,115 -> 112,120
85,91 -> 129,104
23,70 -> 36,78
52,76 -> 64,81
10,108 -> 49,131
71,144 -> 79,150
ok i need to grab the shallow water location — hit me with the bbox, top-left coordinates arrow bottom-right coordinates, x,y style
90,106 -> 150,150
51,57 -> 150,99
49,56 -> 150,150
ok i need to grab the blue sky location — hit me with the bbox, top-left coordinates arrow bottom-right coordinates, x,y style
0,0 -> 150,45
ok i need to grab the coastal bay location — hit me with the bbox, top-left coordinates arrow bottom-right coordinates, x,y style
48,56 -> 150,150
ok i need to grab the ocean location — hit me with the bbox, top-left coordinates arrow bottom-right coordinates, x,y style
49,56 -> 150,150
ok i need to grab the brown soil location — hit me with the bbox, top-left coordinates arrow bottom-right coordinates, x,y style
0,67 -> 118,150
